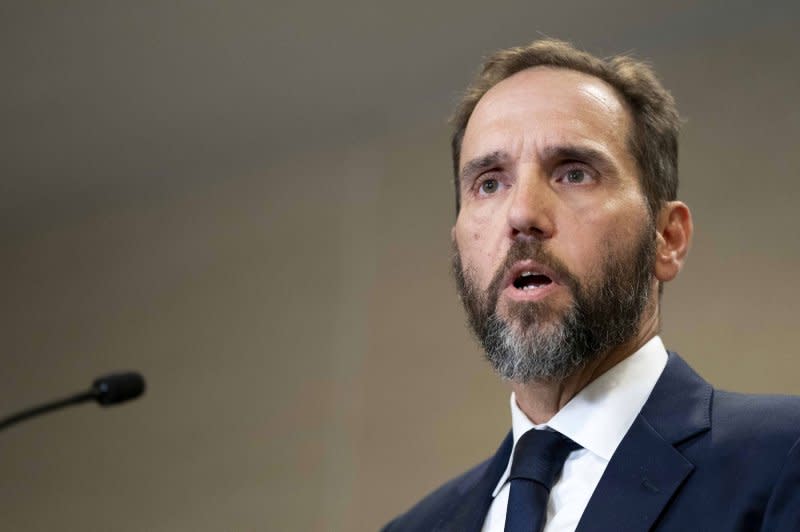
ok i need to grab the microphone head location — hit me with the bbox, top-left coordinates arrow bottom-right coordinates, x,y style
92,372 -> 146,406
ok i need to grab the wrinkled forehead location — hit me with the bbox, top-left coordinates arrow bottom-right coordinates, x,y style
461,67 -> 634,169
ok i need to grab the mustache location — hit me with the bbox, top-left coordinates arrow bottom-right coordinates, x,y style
485,240 -> 581,301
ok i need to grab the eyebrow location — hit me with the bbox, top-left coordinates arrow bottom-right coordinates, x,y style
540,144 -> 617,174
459,151 -> 510,184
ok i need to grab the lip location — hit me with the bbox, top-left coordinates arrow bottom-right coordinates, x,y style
501,259 -> 563,303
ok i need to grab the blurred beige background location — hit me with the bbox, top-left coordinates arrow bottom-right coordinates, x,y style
1,1 -> 799,530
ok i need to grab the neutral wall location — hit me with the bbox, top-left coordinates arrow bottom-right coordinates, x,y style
1,2 -> 799,530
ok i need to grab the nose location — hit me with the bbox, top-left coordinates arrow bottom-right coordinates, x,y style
506,167 -> 555,239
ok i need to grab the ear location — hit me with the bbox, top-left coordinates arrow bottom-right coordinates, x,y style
654,201 -> 693,283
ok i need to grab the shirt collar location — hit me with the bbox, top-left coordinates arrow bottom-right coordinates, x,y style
491,335 -> 668,497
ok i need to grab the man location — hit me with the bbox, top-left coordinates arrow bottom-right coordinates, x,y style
382,39 -> 800,531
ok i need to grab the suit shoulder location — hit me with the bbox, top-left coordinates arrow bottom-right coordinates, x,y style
381,457 -> 492,532
712,389 -> 800,446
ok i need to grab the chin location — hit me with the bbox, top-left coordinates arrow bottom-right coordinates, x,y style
502,299 -> 571,328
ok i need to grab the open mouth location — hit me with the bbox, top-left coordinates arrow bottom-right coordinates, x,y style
512,271 -> 553,291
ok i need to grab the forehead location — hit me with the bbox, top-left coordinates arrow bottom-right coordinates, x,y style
461,67 -> 633,168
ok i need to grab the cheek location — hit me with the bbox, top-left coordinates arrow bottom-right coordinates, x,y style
561,199 -> 646,277
455,212 -> 506,286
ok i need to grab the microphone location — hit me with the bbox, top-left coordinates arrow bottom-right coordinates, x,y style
92,372 -> 146,405
0,371 -> 146,432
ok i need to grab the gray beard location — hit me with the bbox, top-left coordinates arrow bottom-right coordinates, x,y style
452,227 -> 655,383
480,306 -> 591,382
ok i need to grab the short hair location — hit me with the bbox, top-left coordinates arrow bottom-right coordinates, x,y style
451,39 -> 680,217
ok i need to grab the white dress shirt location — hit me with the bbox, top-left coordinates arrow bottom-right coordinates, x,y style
481,336 -> 669,532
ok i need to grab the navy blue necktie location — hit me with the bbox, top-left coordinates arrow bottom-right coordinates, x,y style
503,429 -> 580,532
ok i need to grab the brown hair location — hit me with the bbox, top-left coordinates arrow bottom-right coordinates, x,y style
451,39 -> 680,217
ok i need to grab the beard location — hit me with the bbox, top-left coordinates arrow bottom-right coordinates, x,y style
452,225 -> 656,383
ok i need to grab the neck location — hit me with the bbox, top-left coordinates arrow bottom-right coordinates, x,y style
511,308 -> 660,425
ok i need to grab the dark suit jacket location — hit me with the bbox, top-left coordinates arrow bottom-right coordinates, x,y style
383,353 -> 800,531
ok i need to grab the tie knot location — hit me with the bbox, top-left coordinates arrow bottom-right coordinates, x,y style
509,429 -> 580,490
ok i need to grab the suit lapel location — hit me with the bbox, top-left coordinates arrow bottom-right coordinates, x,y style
576,353 -> 712,532
575,415 -> 694,532
434,432 -> 513,532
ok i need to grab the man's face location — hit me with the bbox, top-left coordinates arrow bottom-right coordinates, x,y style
452,67 -> 656,382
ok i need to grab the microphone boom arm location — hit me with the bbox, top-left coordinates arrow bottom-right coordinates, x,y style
0,390 -> 95,431
0,371 -> 145,433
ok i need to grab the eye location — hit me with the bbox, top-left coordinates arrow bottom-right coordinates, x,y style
479,178 -> 500,195
473,172 -> 506,197
557,166 -> 595,185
